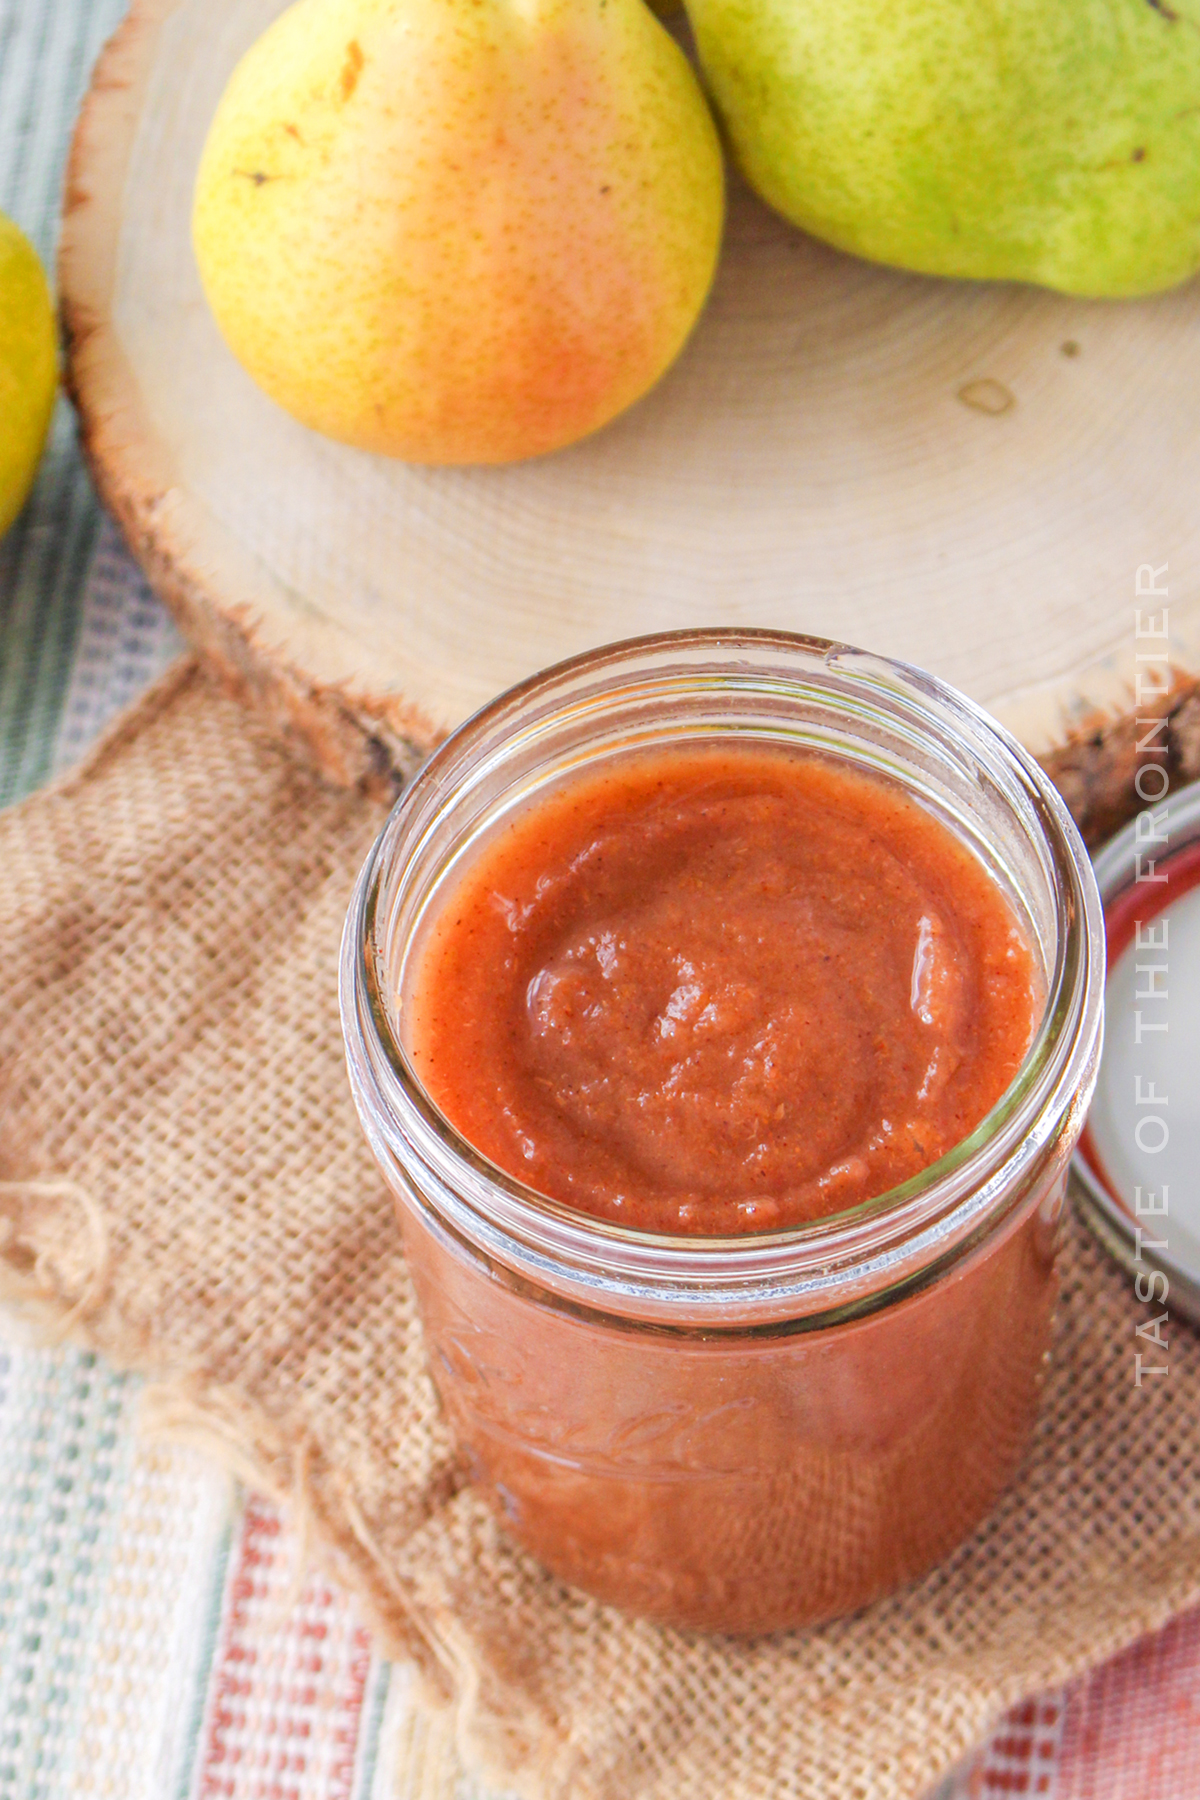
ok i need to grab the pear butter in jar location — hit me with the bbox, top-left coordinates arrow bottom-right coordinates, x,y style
341,631 -> 1103,1634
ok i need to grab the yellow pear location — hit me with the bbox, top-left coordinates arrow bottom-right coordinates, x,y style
0,212 -> 56,538
193,0 -> 724,463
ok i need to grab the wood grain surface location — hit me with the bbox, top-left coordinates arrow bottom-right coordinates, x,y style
59,0 -> 1200,828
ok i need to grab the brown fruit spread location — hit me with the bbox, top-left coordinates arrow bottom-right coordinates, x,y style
400,745 -> 1052,1633
411,746 -> 1039,1231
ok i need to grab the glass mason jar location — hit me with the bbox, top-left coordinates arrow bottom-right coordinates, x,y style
340,631 -> 1104,1635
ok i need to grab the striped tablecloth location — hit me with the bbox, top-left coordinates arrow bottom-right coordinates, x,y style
2,3 -> 1198,1795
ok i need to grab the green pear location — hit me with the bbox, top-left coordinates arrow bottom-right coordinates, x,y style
685,0 -> 1200,296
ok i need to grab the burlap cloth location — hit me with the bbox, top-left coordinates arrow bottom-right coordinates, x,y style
2,655 -> 1199,1799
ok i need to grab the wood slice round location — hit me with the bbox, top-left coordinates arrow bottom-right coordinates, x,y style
61,0 -> 1200,831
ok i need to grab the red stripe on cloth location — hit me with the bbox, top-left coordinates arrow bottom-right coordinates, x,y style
956,1691 -> 1065,1796
949,1606 -> 1200,1798
196,1493 -> 372,1800
1054,1607 -> 1200,1799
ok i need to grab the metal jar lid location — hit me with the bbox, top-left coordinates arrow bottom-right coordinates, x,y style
1073,776 -> 1200,1326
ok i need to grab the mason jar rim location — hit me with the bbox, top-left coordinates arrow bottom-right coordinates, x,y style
339,629 -> 1105,1328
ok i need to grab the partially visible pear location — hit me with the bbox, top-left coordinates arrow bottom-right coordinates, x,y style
0,212 -> 56,538
193,0 -> 723,464
685,0 -> 1200,297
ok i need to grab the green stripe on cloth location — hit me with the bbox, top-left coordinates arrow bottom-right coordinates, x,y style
353,1660 -> 392,1800
0,0 -> 131,806
170,1513 -> 234,1800
0,1327 -> 240,1800
0,412 -> 105,805
0,1344 -> 137,1799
